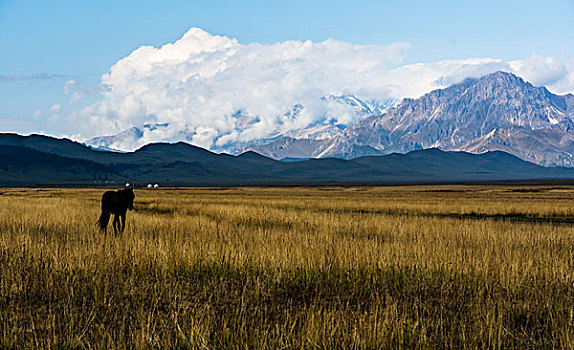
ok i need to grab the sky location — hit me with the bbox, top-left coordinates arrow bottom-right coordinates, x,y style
1,0 -> 573,149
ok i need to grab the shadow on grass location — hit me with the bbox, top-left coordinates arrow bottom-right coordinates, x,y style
2,253 -> 572,348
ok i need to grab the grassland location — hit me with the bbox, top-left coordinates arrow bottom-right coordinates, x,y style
1,185 -> 574,348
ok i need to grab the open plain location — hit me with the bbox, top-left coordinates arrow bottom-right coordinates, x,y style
1,186 -> 574,348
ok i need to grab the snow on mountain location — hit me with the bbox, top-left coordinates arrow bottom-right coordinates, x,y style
86,122 -> 172,152
85,72 -> 574,167
316,71 -> 574,166
322,95 -> 397,115
85,95 -> 396,154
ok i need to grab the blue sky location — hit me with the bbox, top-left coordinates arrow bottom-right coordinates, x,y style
1,0 -> 573,141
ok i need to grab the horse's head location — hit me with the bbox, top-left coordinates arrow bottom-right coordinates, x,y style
123,187 -> 135,210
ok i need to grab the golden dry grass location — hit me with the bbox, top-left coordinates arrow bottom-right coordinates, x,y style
1,185 -> 574,348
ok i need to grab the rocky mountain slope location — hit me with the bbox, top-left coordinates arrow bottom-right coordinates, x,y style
85,71 -> 574,166
296,72 -> 574,166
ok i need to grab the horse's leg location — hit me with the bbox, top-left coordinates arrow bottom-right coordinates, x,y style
113,214 -> 120,236
120,213 -> 126,233
98,210 -> 110,235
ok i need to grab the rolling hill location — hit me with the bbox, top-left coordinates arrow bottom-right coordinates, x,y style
1,133 -> 574,186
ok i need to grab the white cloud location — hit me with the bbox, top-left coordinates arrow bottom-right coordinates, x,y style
73,27 -> 574,151
75,28 -> 410,148
386,56 -> 574,98
509,54 -> 568,87
50,104 -> 61,112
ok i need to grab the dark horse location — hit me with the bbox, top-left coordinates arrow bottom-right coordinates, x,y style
98,187 -> 135,235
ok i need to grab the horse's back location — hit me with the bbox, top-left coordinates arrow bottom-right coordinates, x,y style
102,190 -> 116,199
101,190 -> 119,210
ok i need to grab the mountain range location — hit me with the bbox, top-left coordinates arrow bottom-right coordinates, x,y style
85,71 -> 574,167
85,95 -> 398,153
250,72 -> 574,165
2,133 -> 574,186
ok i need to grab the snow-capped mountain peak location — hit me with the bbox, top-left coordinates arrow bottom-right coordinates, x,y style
313,71 -> 574,166
85,95 -> 396,153
85,72 -> 574,166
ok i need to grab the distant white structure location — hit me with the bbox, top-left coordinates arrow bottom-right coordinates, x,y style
147,184 -> 153,188
154,184 -> 159,188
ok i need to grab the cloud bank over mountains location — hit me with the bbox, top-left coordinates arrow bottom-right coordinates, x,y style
74,27 -> 574,151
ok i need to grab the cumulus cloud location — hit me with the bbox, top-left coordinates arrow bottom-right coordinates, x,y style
75,28 -> 410,148
74,27 -> 574,151
510,54 -> 568,87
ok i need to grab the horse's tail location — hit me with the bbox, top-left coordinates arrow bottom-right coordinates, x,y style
98,210 -> 110,232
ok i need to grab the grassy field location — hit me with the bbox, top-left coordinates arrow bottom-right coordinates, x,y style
1,185 -> 574,348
